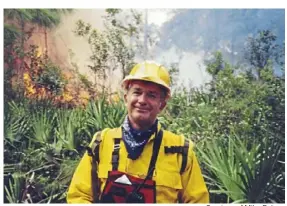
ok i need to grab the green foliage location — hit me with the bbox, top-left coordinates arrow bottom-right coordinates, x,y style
86,96 -> 126,132
35,61 -> 66,95
4,24 -> 21,47
105,9 -> 122,16
30,9 -> 61,28
30,109 -> 53,144
168,62 -> 180,87
206,51 -> 225,78
4,173 -> 26,203
78,73 -> 93,89
4,101 -> 31,147
4,9 -> 33,22
54,109 -> 85,152
197,134 -> 282,203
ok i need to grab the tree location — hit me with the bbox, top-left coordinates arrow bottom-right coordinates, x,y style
73,9 -> 143,93
244,30 -> 281,79
103,9 -> 143,78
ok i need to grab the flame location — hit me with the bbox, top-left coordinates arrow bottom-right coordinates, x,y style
36,45 -> 43,57
23,72 -> 36,96
20,57 -> 95,108
62,91 -> 73,102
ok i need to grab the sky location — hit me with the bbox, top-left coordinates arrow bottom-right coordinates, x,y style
148,9 -> 174,26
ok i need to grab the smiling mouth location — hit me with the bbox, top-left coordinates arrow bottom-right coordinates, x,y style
135,108 -> 149,112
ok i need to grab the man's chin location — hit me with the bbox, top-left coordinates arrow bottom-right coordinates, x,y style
135,116 -> 148,123
133,114 -> 150,124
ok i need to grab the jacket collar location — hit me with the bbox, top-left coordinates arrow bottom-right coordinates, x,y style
112,122 -> 162,142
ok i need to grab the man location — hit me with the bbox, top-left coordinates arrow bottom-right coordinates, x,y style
67,61 -> 209,203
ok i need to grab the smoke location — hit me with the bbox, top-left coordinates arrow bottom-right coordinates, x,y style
129,9 -> 212,89
147,9 -> 212,88
154,46 -> 211,89
49,9 -> 106,80
46,9 -> 211,92
48,9 -> 130,92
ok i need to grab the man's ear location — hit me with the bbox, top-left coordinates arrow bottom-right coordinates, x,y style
124,93 -> 128,106
159,101 -> 167,111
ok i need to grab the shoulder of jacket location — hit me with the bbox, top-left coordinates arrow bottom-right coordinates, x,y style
90,128 -> 110,143
101,127 -> 122,140
88,127 -> 117,157
162,130 -> 195,174
162,130 -> 194,148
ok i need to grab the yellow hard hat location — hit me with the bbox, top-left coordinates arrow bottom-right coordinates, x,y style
121,61 -> 171,97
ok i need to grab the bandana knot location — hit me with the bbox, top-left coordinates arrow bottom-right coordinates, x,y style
122,116 -> 158,160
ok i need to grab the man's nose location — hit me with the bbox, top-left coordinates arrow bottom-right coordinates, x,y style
138,93 -> 147,104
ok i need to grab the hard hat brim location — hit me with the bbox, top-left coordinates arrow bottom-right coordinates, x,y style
121,75 -> 171,97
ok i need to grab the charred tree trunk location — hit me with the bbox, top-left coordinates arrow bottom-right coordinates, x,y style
44,27 -> 48,63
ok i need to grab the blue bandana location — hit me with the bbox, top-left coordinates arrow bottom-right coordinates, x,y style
122,116 -> 158,160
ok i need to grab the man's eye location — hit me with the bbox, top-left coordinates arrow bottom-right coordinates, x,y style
148,94 -> 157,99
133,91 -> 141,95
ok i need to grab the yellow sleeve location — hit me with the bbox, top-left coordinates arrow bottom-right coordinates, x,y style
66,151 -> 93,203
180,140 -> 209,203
66,130 -> 107,203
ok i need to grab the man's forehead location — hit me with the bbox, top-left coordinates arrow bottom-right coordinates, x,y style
129,81 -> 162,93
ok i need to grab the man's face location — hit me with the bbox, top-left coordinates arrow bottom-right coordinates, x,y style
124,80 -> 166,130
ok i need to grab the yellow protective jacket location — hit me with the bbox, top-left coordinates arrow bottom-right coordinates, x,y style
67,124 -> 209,203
